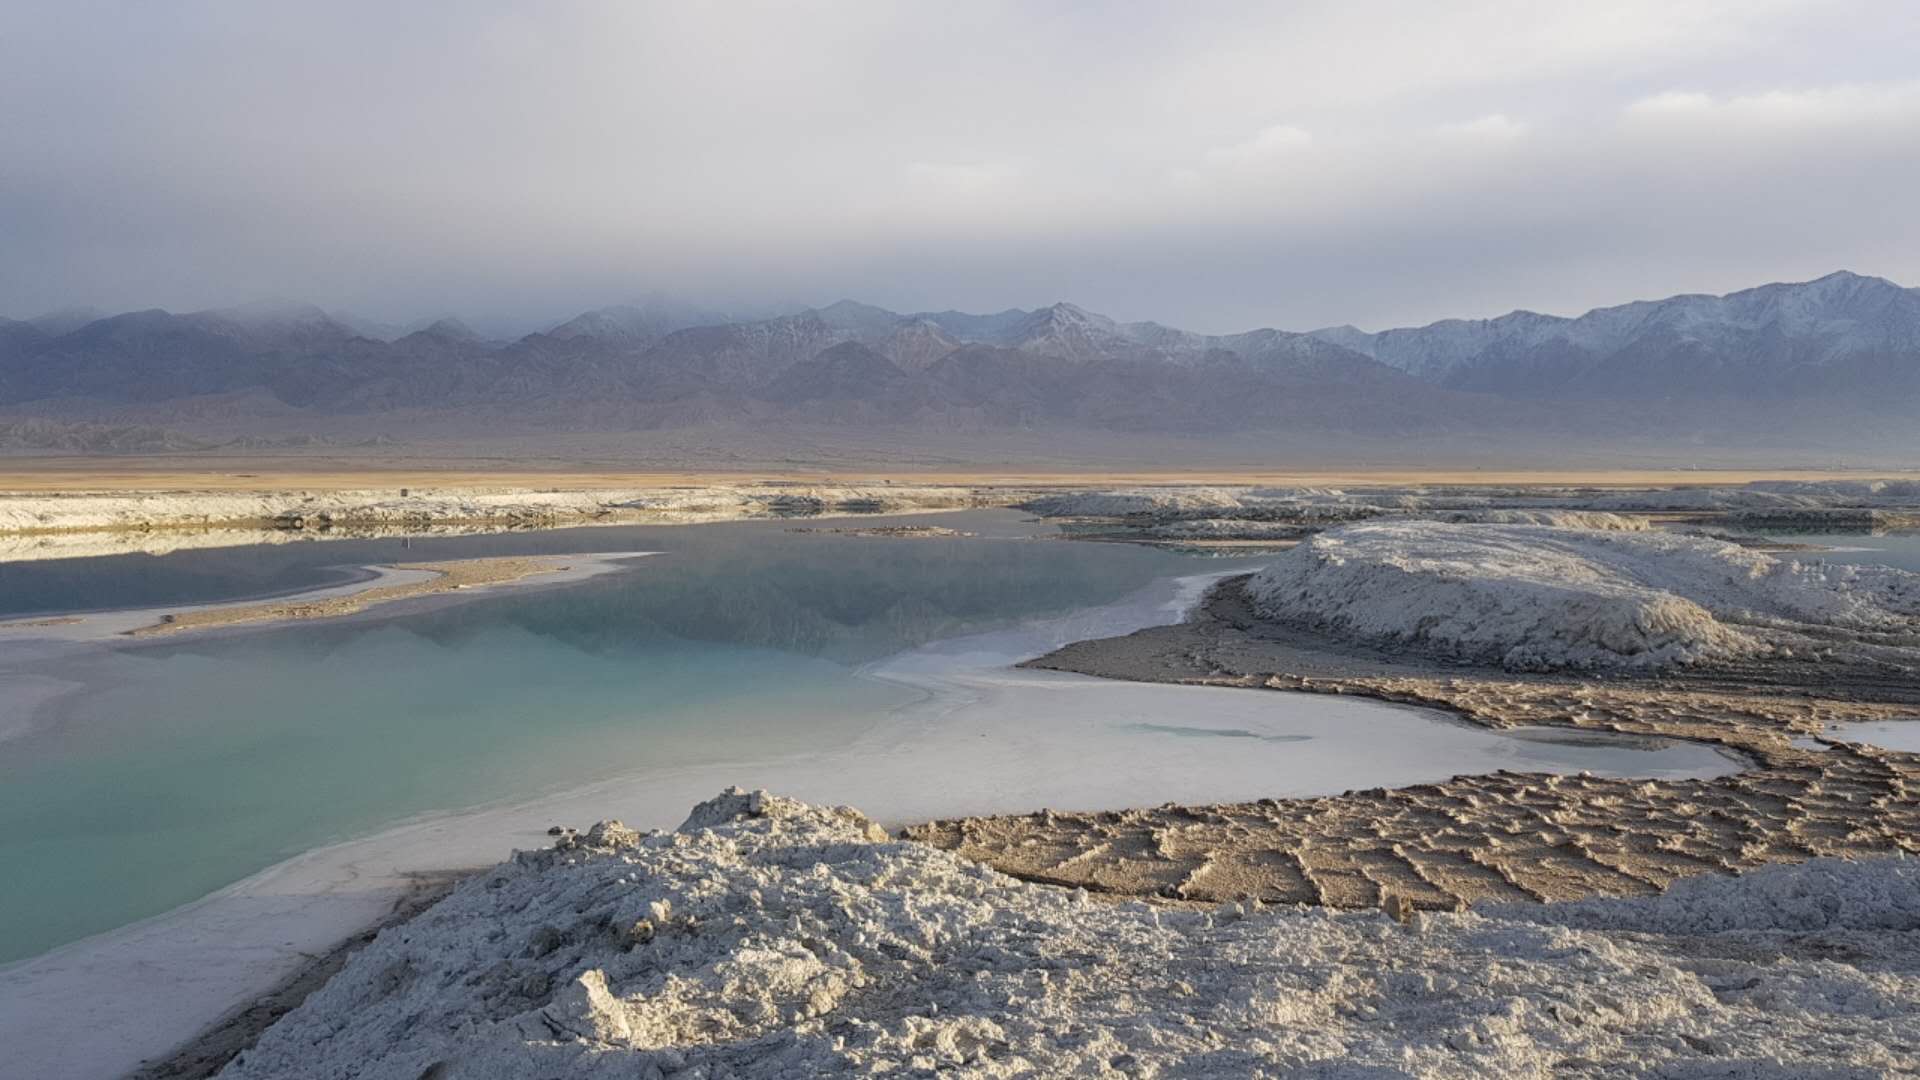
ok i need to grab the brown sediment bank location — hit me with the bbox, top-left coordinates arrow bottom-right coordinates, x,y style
906,576 -> 1920,912
123,556 -> 575,637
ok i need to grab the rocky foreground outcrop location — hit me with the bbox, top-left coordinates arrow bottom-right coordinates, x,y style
219,789 -> 1920,1079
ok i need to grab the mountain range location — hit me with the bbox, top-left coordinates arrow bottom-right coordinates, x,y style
1310,271 -> 1920,403
1,272 -> 1915,452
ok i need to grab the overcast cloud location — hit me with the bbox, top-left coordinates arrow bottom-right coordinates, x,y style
3,0 -> 1917,332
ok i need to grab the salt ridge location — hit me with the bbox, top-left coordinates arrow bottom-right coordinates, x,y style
1247,521 -> 1920,671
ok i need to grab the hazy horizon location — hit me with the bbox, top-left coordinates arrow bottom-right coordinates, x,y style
4,268 -> 1911,345
5,2 -> 1919,334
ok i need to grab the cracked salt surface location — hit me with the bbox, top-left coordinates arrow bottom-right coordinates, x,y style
219,790 -> 1920,1080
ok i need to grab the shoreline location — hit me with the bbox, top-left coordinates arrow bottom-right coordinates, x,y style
0,567 -> 1750,1079
0,573 -> 1208,1078
123,869 -> 471,1080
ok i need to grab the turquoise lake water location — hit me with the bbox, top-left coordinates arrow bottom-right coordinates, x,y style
0,512 -> 1258,963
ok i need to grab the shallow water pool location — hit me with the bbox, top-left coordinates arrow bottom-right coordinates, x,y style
1825,720 -> 1920,754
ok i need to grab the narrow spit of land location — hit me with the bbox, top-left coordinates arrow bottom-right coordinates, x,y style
120,556 -> 575,637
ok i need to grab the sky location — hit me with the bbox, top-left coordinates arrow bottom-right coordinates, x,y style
3,0 -> 1918,334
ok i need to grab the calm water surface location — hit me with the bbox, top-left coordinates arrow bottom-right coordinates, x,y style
1774,529 -> 1920,573
0,512 -> 1259,962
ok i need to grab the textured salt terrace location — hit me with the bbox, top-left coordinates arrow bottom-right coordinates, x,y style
218,790 -> 1920,1080
1247,521 -> 1920,671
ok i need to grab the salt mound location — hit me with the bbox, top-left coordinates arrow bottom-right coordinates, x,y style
1247,522 -> 1920,671
219,790 -> 1920,1078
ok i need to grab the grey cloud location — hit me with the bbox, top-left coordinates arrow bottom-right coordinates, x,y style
2,0 -> 1916,332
